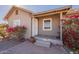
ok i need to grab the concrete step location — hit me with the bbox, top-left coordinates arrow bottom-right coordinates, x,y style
34,39 -> 51,48
49,39 -> 63,45
34,36 -> 63,47
35,37 -> 50,41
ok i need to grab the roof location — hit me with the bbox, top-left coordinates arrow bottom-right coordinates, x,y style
4,5 -> 72,19
4,5 -> 33,20
34,5 -> 72,17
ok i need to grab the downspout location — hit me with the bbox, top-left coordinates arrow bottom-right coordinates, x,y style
31,15 -> 33,37
38,18 -> 39,36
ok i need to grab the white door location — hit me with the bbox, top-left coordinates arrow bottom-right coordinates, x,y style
32,18 -> 38,36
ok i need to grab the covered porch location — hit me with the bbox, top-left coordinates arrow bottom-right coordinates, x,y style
32,13 -> 63,47
32,7 -> 71,47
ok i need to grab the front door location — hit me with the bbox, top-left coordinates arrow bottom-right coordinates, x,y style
32,18 -> 38,36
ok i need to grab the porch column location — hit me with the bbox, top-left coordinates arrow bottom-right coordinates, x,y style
60,12 -> 63,41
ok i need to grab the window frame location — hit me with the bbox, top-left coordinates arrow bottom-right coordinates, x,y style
43,18 -> 52,31
13,19 -> 20,27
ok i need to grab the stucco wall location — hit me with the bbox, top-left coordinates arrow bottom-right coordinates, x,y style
7,9 -> 32,38
38,14 -> 60,37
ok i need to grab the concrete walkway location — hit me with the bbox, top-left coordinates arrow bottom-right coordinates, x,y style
0,41 -> 68,54
0,39 -> 21,51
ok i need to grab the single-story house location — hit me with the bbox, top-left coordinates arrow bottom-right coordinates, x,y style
4,5 -> 72,47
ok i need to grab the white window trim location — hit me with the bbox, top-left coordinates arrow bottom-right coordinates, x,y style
13,19 -> 20,27
43,18 -> 52,31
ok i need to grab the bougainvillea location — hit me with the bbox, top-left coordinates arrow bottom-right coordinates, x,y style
6,27 -> 15,32
6,26 -> 26,33
63,14 -> 79,53
6,26 -> 27,42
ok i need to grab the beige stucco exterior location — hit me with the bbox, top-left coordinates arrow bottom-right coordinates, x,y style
4,6 -> 71,40
7,9 -> 32,38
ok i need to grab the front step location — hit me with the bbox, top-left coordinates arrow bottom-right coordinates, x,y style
34,36 -> 63,47
34,39 -> 51,48
34,37 -> 51,48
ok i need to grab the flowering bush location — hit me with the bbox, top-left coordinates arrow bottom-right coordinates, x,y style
6,26 -> 27,42
63,14 -> 79,53
0,24 -> 9,40
6,27 -> 15,33
6,26 -> 26,33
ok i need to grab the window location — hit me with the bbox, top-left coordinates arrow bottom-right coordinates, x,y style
16,10 -> 18,15
43,18 -> 52,31
13,19 -> 20,27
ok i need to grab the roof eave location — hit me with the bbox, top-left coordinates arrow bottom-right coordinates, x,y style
4,5 -> 33,20
34,5 -> 72,17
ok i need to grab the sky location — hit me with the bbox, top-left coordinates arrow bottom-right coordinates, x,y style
0,5 -> 79,24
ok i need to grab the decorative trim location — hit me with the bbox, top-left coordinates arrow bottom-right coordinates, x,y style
43,18 -> 52,31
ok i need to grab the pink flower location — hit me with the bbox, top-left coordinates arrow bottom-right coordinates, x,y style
6,27 -> 15,32
66,14 -> 79,19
